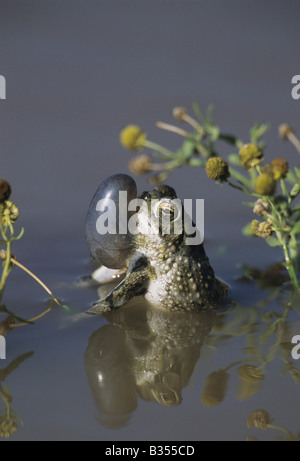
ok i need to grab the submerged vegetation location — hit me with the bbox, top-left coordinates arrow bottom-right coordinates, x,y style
120,105 -> 300,290
0,351 -> 33,438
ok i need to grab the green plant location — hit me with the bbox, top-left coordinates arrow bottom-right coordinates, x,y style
120,105 -> 300,290
0,179 -> 68,335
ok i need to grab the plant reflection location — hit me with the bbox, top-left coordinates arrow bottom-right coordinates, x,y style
0,351 -> 34,438
246,408 -> 300,441
84,298 -> 216,428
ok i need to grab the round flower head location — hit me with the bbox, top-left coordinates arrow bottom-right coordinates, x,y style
260,163 -> 274,176
205,157 -> 230,182
271,157 -> 289,180
254,173 -> 276,196
172,106 -> 187,121
251,219 -> 260,236
148,171 -> 170,185
246,409 -> 272,429
253,198 -> 270,216
239,144 -> 263,168
251,220 -> 273,238
120,125 -> 146,151
257,222 -> 273,238
0,179 -> 11,202
120,125 -> 146,150
278,123 -> 294,139
128,154 -> 153,175
1,201 -> 19,226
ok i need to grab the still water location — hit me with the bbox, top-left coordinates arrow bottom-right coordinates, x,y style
1,0 -> 300,441
2,240 -> 300,441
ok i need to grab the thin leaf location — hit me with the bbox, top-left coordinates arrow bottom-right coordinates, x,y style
11,227 -> 25,242
242,201 -> 255,208
265,236 -> 282,247
228,153 -> 241,166
291,220 -> 300,236
290,183 -> 300,200
192,102 -> 206,122
206,104 -> 215,123
242,222 -> 254,237
294,167 -> 300,179
180,138 -> 196,157
1,305 -> 33,324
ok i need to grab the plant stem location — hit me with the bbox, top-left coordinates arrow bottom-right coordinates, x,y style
276,231 -> 299,289
181,113 -> 205,135
0,241 -> 12,303
267,423 -> 296,438
156,121 -> 193,139
226,179 -> 257,197
193,139 -> 211,158
288,233 -> 299,272
10,257 -> 63,308
11,303 -> 55,328
143,139 -> 175,159
219,133 -> 244,148
249,167 -> 258,187
228,167 -> 252,189
280,178 -> 290,200
287,131 -> 300,154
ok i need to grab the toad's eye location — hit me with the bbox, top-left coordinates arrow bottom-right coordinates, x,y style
155,199 -> 180,222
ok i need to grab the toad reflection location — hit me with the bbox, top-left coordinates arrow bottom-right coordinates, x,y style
84,298 -> 215,428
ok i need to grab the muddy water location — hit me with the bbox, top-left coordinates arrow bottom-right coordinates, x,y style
1,1 -> 300,441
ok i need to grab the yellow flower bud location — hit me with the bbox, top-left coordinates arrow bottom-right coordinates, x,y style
148,171 -> 170,185
254,173 -> 276,196
1,201 -> 19,226
205,157 -> 230,182
120,125 -> 146,151
172,107 -> 187,121
256,221 -> 273,238
239,144 -> 263,168
278,123 -> 294,139
251,219 -> 260,236
261,163 -> 274,176
128,154 -> 153,175
0,179 -> 11,202
271,157 -> 289,180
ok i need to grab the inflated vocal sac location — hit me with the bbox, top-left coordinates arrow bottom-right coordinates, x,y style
86,174 -> 137,269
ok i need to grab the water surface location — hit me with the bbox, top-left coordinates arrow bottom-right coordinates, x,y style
1,0 -> 300,441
